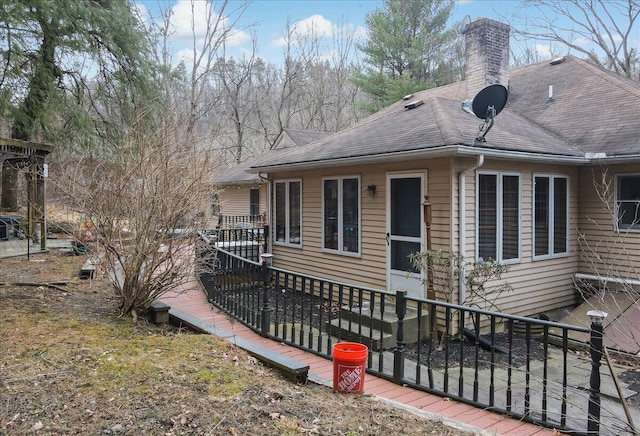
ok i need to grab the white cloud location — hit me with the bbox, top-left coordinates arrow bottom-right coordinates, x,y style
533,44 -> 553,60
352,24 -> 367,41
170,0 -> 215,40
269,36 -> 287,49
292,14 -> 333,38
226,28 -> 252,47
166,0 -> 250,53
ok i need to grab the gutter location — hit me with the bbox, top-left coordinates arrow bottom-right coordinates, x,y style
591,154 -> 640,164
247,145 -> 589,173
458,155 -> 484,304
575,273 -> 640,287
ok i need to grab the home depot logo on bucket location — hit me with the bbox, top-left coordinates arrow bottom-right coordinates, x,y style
332,342 -> 368,394
337,364 -> 363,392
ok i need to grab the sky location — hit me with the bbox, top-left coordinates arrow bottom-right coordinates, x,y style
133,0 -> 637,67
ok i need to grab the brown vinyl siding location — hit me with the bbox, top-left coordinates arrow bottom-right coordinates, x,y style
270,157 -> 585,317
269,159 -> 453,293
578,165 -> 640,281
217,184 -> 267,217
460,160 -> 580,317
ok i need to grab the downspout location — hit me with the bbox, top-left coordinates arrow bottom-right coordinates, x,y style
259,173 -> 271,255
458,154 -> 484,304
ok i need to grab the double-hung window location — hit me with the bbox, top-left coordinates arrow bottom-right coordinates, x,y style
533,175 -> 569,258
477,172 -> 521,263
274,180 -> 302,246
323,176 -> 360,255
616,174 -> 640,230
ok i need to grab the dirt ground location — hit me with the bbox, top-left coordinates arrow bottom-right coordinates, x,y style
0,248 -> 474,435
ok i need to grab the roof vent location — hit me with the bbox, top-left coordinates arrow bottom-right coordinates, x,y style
550,56 -> 565,65
403,93 -> 414,100
404,99 -> 424,110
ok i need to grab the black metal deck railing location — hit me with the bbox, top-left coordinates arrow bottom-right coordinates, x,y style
215,214 -> 266,229
195,235 -> 624,436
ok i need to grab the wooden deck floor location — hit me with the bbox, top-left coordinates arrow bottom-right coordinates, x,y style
160,281 -> 557,436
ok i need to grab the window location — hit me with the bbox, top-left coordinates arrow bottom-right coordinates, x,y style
617,174 -> 640,230
249,188 -> 260,216
274,180 -> 302,246
534,175 -> 569,258
323,176 -> 360,255
477,172 -> 520,263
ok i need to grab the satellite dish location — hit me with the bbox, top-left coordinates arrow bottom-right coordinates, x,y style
461,84 -> 509,143
459,15 -> 471,34
471,84 -> 508,120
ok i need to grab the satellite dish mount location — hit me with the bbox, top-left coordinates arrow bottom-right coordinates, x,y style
461,84 -> 508,143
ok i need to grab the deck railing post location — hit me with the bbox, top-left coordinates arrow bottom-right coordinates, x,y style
587,310 -> 607,435
263,224 -> 269,254
393,290 -> 407,384
260,254 -> 273,337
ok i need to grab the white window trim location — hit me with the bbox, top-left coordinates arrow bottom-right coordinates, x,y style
475,171 -> 521,264
321,175 -> 362,257
273,179 -> 303,248
532,174 -> 570,260
615,173 -> 640,232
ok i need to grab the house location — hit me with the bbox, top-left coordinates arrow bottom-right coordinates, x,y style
212,129 -> 330,227
243,17 -> 640,319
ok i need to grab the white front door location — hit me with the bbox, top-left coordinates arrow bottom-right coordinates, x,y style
387,174 -> 425,298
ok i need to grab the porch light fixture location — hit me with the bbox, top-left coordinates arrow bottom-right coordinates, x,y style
366,185 -> 377,196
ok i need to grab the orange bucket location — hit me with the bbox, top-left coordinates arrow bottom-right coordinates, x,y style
332,342 -> 368,394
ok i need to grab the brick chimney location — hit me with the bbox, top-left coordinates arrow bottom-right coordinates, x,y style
463,18 -> 510,98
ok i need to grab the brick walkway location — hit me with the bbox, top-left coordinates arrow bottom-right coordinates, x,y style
160,281 -> 557,436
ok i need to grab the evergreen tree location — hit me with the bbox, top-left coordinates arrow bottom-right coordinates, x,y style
353,0 -> 460,112
0,0 -> 155,209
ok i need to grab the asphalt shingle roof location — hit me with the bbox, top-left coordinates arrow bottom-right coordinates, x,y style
214,130 -> 329,184
249,55 -> 640,171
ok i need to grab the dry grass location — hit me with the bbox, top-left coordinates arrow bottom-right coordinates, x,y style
0,249 -> 474,435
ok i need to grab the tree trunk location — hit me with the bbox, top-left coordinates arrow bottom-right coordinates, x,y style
2,12 -> 58,210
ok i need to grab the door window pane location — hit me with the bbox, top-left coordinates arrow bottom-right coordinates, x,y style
391,241 -> 420,273
391,177 -> 421,237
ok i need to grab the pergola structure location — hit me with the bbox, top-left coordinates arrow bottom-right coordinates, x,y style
0,137 -> 54,251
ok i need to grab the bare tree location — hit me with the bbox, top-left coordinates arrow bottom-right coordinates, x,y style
141,0 -> 251,143
250,17 -> 365,151
512,0 -> 640,79
58,117 -> 215,320
214,40 -> 261,164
